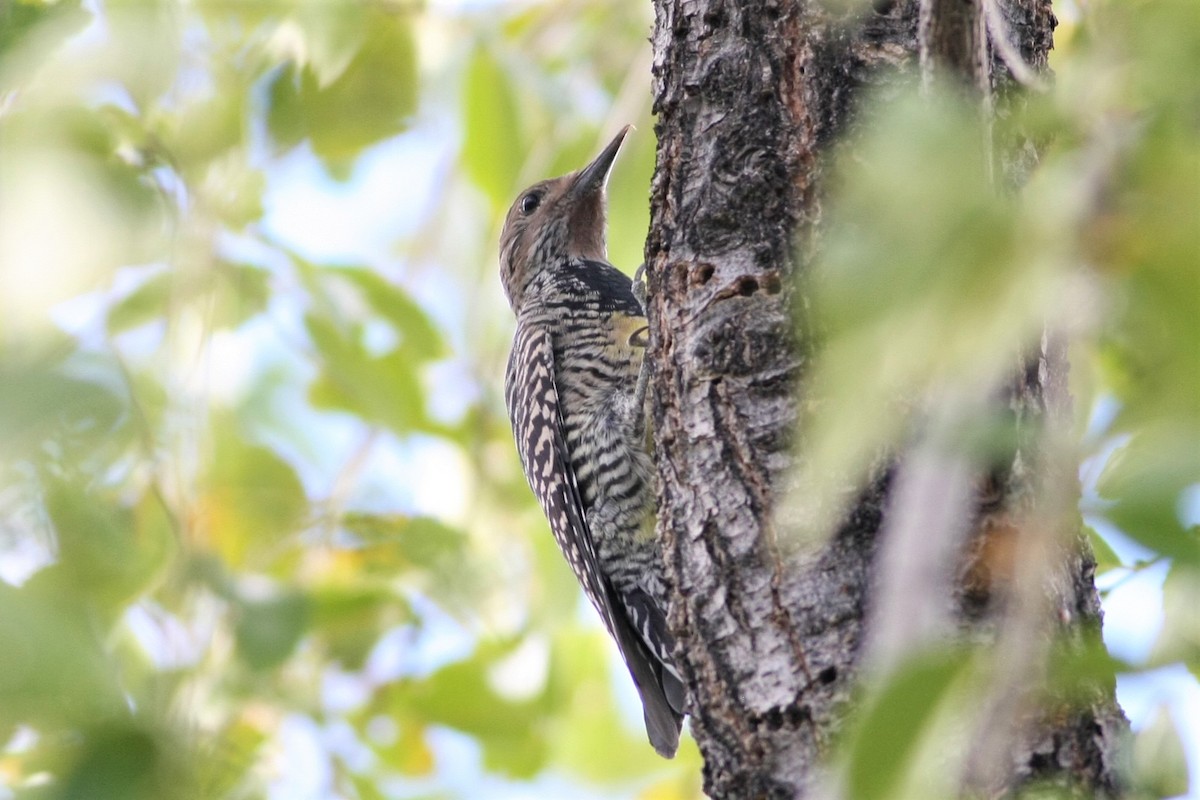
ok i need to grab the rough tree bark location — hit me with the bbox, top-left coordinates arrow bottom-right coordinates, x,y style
643,0 -> 1128,797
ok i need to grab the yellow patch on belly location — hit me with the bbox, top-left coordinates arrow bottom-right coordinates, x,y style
607,312 -> 648,364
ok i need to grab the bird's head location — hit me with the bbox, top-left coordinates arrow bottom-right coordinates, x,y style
499,126 -> 630,311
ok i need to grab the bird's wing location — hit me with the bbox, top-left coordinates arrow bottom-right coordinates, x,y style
504,320 -> 682,757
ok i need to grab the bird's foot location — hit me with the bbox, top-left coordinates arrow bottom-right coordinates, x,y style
632,263 -> 648,315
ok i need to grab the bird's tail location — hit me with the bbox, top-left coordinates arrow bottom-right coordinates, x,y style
610,605 -> 685,757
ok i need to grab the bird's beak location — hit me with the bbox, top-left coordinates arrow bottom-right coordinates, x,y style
572,125 -> 630,199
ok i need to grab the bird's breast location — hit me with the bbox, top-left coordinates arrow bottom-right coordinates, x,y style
554,311 -> 652,535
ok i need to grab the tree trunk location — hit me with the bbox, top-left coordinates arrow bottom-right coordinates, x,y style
643,0 -> 1128,797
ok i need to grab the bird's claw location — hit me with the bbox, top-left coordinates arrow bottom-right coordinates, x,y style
632,263 -> 648,314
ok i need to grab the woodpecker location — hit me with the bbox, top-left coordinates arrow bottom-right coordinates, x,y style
500,127 -> 685,757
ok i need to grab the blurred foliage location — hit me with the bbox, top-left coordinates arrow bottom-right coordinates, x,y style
0,0 -> 696,798
790,0 -> 1200,796
0,0 -> 1196,796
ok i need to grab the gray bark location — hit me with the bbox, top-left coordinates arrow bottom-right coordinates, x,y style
643,0 -> 1128,796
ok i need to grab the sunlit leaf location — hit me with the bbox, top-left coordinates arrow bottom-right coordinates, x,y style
548,628 -> 666,781
0,358 -> 125,457
0,575 -> 123,731
842,647 -> 973,800
108,270 -> 172,334
0,0 -> 89,68
44,479 -> 172,615
200,157 -> 265,229
310,584 -> 410,669
197,418 -> 308,566
386,720 -> 436,776
1096,428 -> 1200,563
1150,566 -> 1200,670
333,268 -> 446,361
109,262 -> 270,335
400,645 -> 549,778
211,262 -> 272,328
196,718 -> 267,799
1045,632 -> 1125,702
292,3 -> 368,88
106,0 -> 181,107
164,90 -> 246,172
305,311 -> 427,434
266,8 -> 417,171
783,88 -> 1049,539
1131,708 -> 1189,798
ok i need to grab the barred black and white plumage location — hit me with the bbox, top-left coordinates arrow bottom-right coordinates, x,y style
499,127 -> 686,757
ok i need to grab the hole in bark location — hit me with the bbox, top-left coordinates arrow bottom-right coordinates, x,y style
872,0 -> 896,13
765,707 -> 784,730
703,8 -> 725,27
693,263 -> 715,286
786,705 -> 812,726
764,3 -> 781,20
1029,752 -> 1053,772
818,666 -> 838,684
737,276 -> 759,296
763,273 -> 782,294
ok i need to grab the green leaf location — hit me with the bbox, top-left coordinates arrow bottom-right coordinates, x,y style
234,590 -> 310,671
0,575 -> 123,731
58,722 -> 191,800
0,0 -> 89,66
292,3 -> 368,88
108,263 -> 269,335
212,262 -> 271,329
546,628 -> 666,782
343,514 -> 464,570
0,359 -> 125,457
44,479 -> 172,615
305,311 -> 427,434
401,645 -> 548,778
165,90 -> 246,171
843,647 -> 973,800
267,8 -> 417,170
1045,632 -> 1125,701
462,44 -> 523,209
1131,708 -> 1189,798
199,418 -> 308,567
334,268 -> 446,361
1151,566 -> 1200,668
200,160 -> 265,229
108,271 -> 172,334
106,0 -> 181,108
1096,428 -> 1200,563
196,719 -> 267,799
1084,524 -> 1122,573
337,514 -> 475,609
310,584 -> 409,669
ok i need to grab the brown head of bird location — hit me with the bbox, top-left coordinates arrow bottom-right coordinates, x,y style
498,126 -> 630,312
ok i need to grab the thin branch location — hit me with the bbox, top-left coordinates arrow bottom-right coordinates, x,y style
862,404 -> 977,677
862,449 -> 972,670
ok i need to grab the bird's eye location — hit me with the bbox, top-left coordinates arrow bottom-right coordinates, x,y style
520,193 -> 541,215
